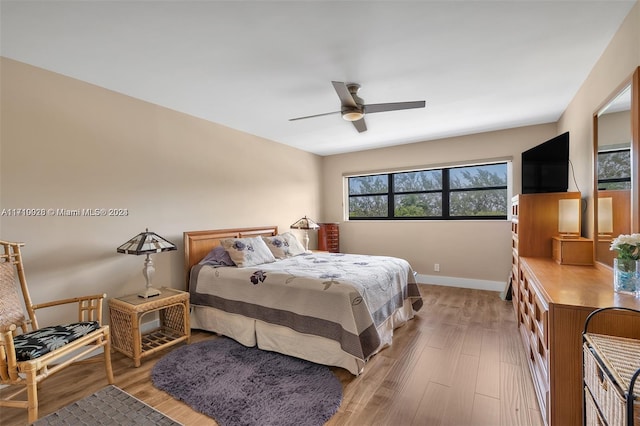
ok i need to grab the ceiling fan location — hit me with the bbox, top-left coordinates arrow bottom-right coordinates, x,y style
289,81 -> 426,133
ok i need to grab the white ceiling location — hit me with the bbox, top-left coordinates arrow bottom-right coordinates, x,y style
1,1 -> 635,156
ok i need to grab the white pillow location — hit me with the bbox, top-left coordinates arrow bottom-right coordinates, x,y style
280,232 -> 307,255
220,237 -> 276,267
262,232 -> 306,259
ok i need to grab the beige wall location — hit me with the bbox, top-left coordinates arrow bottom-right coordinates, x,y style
558,0 -> 640,237
0,58 -> 322,326
599,110 -> 632,149
322,123 -> 558,287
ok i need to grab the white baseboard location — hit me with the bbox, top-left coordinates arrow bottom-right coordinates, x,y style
141,318 -> 160,333
416,273 -> 506,292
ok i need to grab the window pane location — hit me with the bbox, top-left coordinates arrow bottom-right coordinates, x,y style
450,189 -> 507,216
394,193 -> 442,217
450,164 -> 507,189
349,195 -> 388,217
598,150 -> 630,180
349,175 -> 388,195
598,181 -> 632,190
393,170 -> 442,192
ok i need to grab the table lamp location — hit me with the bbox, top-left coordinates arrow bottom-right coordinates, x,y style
290,216 -> 320,251
597,197 -> 613,237
117,228 -> 177,298
558,199 -> 580,239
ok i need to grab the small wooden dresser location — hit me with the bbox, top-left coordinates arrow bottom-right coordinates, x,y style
318,223 -> 339,253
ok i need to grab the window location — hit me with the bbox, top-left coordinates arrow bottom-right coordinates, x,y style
597,148 -> 631,190
348,162 -> 509,220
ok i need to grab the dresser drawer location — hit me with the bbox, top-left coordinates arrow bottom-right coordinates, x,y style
531,291 -> 548,350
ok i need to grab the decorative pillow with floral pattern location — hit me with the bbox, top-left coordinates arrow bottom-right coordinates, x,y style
220,237 -> 276,267
262,232 -> 306,258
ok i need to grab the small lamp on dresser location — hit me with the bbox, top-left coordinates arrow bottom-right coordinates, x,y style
117,228 -> 177,298
290,216 -> 320,251
558,198 -> 580,239
553,198 -> 593,265
597,197 -> 614,237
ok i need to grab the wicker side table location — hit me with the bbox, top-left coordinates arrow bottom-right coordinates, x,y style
109,287 -> 190,367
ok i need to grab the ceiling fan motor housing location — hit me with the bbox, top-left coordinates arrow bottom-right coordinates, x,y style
346,83 -> 363,104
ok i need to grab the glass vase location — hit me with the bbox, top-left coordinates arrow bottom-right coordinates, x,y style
613,258 -> 638,295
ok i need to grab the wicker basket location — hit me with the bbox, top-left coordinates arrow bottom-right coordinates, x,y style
584,334 -> 640,425
585,385 -> 607,426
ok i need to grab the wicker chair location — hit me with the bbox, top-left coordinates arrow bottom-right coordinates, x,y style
0,240 -> 114,422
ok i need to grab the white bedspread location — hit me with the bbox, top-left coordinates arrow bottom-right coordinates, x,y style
190,252 -> 423,361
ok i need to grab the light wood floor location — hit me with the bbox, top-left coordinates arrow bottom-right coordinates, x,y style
1,285 -> 543,426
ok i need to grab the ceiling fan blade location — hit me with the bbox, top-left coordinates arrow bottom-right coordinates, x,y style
352,118 -> 367,133
331,81 -> 358,108
289,111 -> 341,121
364,101 -> 426,114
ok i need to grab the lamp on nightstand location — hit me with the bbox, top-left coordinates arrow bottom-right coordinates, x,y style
290,216 -> 320,251
117,229 -> 177,298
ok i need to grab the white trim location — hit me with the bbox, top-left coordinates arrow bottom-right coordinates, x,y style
141,318 -> 160,333
415,273 -> 505,292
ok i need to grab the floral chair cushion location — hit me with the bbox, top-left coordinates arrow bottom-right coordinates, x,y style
13,321 -> 100,361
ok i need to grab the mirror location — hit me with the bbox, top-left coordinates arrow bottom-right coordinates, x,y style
593,66 -> 640,266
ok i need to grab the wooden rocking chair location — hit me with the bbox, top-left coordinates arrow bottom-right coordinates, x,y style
0,240 -> 114,422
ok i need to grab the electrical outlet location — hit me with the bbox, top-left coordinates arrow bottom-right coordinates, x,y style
434,263 -> 440,272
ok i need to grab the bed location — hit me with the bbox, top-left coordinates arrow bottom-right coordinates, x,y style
184,226 -> 423,375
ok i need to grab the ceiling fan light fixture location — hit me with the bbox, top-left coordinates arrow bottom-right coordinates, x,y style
342,109 -> 364,122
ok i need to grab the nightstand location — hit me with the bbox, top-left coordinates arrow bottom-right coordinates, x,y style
109,287 -> 190,367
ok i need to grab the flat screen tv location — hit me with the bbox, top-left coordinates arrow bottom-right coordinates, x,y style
522,131 -> 569,194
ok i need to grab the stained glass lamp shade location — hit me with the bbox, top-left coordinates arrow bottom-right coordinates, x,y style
290,216 -> 320,251
117,229 -> 177,298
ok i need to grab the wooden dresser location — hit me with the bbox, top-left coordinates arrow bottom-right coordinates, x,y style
516,258 -> 640,426
511,193 -> 640,426
318,223 -> 339,253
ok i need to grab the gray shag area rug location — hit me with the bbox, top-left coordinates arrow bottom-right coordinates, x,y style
34,385 -> 181,425
151,337 -> 343,426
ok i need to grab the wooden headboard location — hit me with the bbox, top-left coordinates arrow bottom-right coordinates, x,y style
183,225 -> 278,290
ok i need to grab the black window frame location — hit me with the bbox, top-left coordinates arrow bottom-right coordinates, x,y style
347,161 -> 509,221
